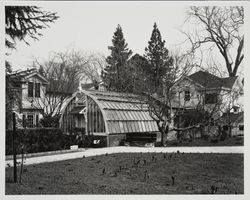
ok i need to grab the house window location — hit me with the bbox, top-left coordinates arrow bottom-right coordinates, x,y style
210,118 -> 214,126
184,91 -> 190,101
36,114 -> 39,127
22,115 -> 26,128
239,125 -> 244,131
205,93 -> 218,104
27,114 -> 34,127
35,83 -> 40,97
28,82 -> 34,97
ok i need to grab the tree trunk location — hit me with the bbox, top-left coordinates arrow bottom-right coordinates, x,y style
229,71 -> 237,77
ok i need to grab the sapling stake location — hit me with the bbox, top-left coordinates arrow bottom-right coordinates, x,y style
144,170 -> 149,182
19,145 -> 24,183
171,176 -> 175,185
152,155 -> 155,162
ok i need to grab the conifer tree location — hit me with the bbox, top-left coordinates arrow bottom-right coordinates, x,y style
127,53 -> 150,93
144,23 -> 173,93
102,25 -> 132,92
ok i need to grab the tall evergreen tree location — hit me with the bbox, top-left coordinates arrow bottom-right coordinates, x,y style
144,23 -> 173,93
102,25 -> 132,92
127,53 -> 150,93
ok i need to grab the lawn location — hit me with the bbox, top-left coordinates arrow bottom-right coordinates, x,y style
5,152 -> 243,194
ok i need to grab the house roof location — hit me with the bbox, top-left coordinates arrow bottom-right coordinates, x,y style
188,71 -> 238,89
88,90 -> 159,134
7,68 -> 48,84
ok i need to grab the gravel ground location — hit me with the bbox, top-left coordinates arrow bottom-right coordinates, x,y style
5,146 -> 243,168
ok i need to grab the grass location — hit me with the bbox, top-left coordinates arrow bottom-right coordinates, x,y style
166,136 -> 244,147
5,152 -> 243,194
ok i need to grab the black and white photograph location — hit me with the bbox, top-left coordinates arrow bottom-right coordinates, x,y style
2,0 -> 248,197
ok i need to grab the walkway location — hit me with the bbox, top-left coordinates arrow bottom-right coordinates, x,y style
5,146 -> 243,168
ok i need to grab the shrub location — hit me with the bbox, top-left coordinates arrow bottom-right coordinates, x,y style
154,142 -> 162,147
167,140 -> 179,146
5,128 -> 85,155
203,134 -> 210,140
210,138 -> 218,143
235,137 -> 243,141
39,115 -> 60,128
235,137 -> 243,145
220,130 -> 227,141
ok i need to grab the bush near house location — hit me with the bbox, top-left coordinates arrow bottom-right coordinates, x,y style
5,128 -> 86,155
39,115 -> 61,128
166,136 -> 243,147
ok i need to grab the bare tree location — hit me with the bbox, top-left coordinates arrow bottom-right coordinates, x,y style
30,50 -> 87,127
129,50 -> 242,145
128,50 -> 199,144
30,50 -> 106,127
81,52 -> 106,85
184,6 -> 244,77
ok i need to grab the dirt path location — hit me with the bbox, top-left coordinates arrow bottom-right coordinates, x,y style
5,146 -> 243,168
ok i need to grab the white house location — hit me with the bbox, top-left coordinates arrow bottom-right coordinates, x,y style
172,70 -> 243,119
170,70 -> 244,138
7,68 -> 48,128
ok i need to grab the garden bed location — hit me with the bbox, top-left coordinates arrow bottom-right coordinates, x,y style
6,152 -> 243,194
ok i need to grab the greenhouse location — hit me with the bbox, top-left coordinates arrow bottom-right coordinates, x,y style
60,90 -> 161,147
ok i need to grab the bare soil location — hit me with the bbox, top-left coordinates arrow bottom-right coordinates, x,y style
5,152 -> 243,194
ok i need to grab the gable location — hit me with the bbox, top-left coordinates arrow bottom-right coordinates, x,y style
24,73 -> 48,84
173,76 -> 203,92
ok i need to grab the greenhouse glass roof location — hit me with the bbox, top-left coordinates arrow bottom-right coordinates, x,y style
83,90 -> 159,134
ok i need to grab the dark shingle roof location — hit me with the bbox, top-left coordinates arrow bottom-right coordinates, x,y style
188,71 -> 238,89
221,76 -> 238,89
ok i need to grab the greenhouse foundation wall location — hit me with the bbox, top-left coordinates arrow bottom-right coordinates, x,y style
108,134 -> 127,147
91,132 -> 162,147
107,132 -> 162,147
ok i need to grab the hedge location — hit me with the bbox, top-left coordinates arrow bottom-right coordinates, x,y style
5,128 -> 88,155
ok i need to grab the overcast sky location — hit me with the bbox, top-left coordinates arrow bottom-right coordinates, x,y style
6,1 -> 192,70
5,1 -> 245,75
